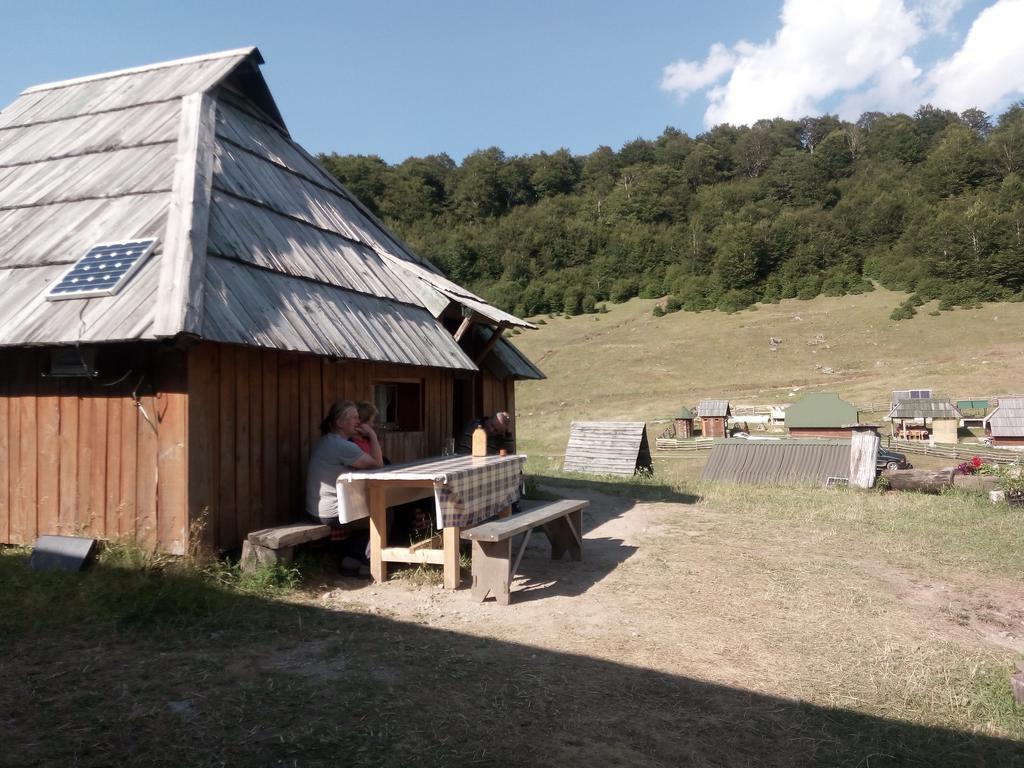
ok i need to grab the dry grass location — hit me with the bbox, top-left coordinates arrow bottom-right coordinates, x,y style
607,479 -> 1024,744
514,288 -> 1024,457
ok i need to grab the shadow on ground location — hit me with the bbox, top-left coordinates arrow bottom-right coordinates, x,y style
492,475 -> 695,602
528,472 -> 700,507
7,553 -> 1017,768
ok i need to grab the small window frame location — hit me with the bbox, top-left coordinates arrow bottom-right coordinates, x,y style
372,379 -> 424,432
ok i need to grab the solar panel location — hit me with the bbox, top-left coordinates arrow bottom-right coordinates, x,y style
46,239 -> 157,301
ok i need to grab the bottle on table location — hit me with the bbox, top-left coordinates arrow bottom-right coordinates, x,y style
472,426 -> 487,456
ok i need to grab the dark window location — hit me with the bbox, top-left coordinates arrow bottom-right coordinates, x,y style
373,381 -> 423,431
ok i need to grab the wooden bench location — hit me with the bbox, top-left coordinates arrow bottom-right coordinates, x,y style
460,499 -> 587,605
240,522 -> 332,572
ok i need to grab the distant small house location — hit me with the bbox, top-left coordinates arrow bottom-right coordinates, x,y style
697,399 -> 730,438
984,397 -> 1024,447
673,407 -> 695,439
786,393 -> 860,438
887,398 -> 961,443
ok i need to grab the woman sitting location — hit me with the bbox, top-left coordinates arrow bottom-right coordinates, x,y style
305,401 -> 383,573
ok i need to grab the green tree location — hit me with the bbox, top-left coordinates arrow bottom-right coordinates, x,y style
318,153 -> 390,215
919,123 -> 993,198
530,149 -> 580,198
989,103 -> 1024,177
449,147 -> 510,221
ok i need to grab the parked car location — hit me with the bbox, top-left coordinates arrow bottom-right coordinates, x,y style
877,447 -> 912,472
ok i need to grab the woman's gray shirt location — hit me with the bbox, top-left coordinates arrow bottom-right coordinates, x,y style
305,433 -> 364,519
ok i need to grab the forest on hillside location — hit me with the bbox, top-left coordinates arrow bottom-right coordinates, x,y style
318,104 -> 1024,321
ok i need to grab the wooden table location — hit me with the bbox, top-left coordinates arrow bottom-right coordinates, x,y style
338,454 -> 525,588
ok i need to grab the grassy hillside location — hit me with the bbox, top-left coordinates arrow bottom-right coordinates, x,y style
513,287 -> 1024,457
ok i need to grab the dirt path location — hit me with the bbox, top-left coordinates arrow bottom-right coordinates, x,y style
307,484 -> 1024,703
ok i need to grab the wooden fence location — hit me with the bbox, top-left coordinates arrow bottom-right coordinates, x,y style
655,437 -> 716,452
884,438 -> 1022,465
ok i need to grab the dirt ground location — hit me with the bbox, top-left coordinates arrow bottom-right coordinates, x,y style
5,482 -> 1022,767
306,483 -> 1024,710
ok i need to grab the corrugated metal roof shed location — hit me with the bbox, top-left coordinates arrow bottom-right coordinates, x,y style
700,438 -> 851,486
697,399 -> 730,418
984,397 -> 1024,436
787,393 -> 859,428
676,407 -> 695,419
0,47 -> 532,373
563,421 -> 653,476
887,398 -> 961,420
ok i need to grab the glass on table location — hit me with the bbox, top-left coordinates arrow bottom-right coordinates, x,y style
441,438 -> 456,456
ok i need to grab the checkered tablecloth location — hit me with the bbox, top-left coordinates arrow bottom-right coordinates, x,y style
433,456 -> 524,528
339,454 -> 525,529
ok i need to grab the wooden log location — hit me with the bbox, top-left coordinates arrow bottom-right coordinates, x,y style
951,474 -> 1000,492
881,468 -> 954,493
240,540 -> 294,573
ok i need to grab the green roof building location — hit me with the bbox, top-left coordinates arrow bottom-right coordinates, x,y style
786,393 -> 861,437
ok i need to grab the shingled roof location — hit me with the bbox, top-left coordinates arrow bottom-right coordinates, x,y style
887,398 -> 961,420
0,48 -> 537,375
984,397 -> 1024,437
697,399 -> 730,418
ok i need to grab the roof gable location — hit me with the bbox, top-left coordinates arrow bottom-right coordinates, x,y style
0,49 -> 531,373
985,397 -> 1024,436
697,399 -> 730,417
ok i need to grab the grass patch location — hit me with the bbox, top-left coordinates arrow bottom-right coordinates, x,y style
3,479 -> 1024,766
692,482 -> 1024,578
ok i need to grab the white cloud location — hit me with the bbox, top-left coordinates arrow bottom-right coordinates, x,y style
925,0 -> 1024,111
915,0 -> 965,33
661,0 -> 1024,129
662,0 -> 923,126
660,42 -> 736,100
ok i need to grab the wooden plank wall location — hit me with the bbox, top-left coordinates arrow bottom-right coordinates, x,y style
0,345 -> 188,553
702,417 -> 728,438
563,421 -> 649,476
186,342 -> 460,552
0,342 -> 516,554
480,372 -> 517,451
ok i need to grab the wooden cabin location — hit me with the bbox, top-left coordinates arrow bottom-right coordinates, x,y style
696,399 -> 730,438
984,397 -> 1024,447
672,407 -> 695,439
887,398 -> 961,443
786,393 -> 860,439
0,48 -> 542,554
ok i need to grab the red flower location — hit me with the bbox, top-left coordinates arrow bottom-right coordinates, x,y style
971,456 -> 982,468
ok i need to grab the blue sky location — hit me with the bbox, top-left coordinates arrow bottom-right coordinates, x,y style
1,1 -> 1021,164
